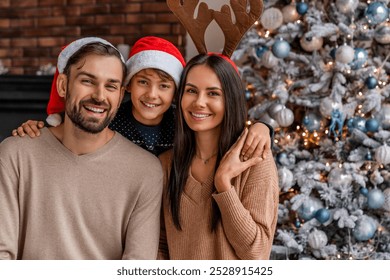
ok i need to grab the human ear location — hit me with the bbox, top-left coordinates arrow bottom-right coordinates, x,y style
56,73 -> 68,98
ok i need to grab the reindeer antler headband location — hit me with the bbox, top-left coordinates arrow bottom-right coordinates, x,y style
167,0 -> 263,58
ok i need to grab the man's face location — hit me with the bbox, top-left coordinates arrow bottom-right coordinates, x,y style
62,54 -> 124,134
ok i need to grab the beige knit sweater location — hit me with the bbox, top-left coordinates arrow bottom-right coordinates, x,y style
158,150 -> 279,260
0,128 -> 163,260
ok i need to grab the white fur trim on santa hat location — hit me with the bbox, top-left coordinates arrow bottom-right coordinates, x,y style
46,113 -> 62,127
125,50 -> 183,87
57,37 -> 125,73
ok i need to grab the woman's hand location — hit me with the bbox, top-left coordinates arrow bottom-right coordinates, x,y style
12,120 -> 45,138
214,128 -> 262,193
241,122 -> 271,160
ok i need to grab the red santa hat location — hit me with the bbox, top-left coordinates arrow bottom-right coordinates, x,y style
125,36 -> 185,87
46,37 -> 125,127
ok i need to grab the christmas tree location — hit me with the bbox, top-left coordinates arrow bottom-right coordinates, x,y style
234,0 -> 390,259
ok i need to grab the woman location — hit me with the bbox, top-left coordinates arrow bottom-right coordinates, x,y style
158,53 -> 279,260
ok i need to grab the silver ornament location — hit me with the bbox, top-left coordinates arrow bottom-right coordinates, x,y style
378,103 -> 390,129
382,188 -> 390,212
308,230 -> 328,250
353,215 -> 377,241
319,97 -> 343,119
335,45 -> 355,64
275,107 -> 294,127
261,8 -> 284,30
374,24 -> 390,44
375,144 -> 390,165
261,50 -> 279,68
268,103 -> 284,119
259,113 -> 280,129
328,167 -> 353,188
367,188 -> 385,209
278,167 -> 294,191
335,0 -> 359,14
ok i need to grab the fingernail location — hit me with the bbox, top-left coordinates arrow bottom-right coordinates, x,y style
243,156 -> 248,161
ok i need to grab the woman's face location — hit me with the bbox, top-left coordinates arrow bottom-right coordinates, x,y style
181,64 -> 225,134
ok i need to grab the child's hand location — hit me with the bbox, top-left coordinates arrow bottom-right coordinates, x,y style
214,128 -> 262,193
12,120 -> 45,138
241,122 -> 271,160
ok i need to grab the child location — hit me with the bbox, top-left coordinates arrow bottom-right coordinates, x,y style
158,53 -> 279,260
13,36 -> 272,158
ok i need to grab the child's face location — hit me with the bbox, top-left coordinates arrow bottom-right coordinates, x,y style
128,69 -> 175,126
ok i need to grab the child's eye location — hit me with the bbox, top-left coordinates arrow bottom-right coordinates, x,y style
160,84 -> 171,89
137,79 -> 148,85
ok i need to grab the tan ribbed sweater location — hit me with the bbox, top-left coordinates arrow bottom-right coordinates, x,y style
158,150 -> 279,260
0,128 -> 163,260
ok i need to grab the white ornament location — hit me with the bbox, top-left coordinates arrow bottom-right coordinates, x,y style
261,50 -> 279,68
375,144 -> 390,165
268,103 -> 284,119
308,230 -> 328,250
300,36 -> 324,52
378,103 -> 390,129
259,113 -> 279,129
335,45 -> 355,64
275,107 -> 294,127
382,188 -> 390,212
328,167 -> 353,188
319,97 -> 343,119
278,167 -> 294,191
335,0 -> 359,14
282,4 -> 300,23
260,8 -> 284,30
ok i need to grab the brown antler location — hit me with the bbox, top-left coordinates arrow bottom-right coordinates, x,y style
213,0 -> 263,57
167,0 -> 213,54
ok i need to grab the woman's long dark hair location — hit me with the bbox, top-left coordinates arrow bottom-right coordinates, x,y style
168,54 -> 248,231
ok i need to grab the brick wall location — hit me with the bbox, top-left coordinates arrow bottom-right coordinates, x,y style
0,0 -> 186,74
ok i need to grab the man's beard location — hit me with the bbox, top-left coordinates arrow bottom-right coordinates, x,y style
65,97 -> 115,134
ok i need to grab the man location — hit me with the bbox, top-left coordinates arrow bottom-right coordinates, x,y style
0,37 -> 163,260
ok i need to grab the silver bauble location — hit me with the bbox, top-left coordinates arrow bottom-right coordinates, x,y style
300,36 -> 324,52
275,107 -> 294,127
259,113 -> 279,129
367,188 -> 385,209
319,97 -> 343,119
298,197 -> 323,221
353,215 -> 377,241
378,103 -> 390,129
261,50 -> 279,68
335,45 -> 355,64
328,167 -> 353,188
261,8 -> 284,30
374,24 -> 390,44
375,144 -> 390,165
268,103 -> 284,119
278,167 -> 294,191
308,230 -> 328,250
382,188 -> 390,212
335,0 -> 359,14
282,4 -> 300,23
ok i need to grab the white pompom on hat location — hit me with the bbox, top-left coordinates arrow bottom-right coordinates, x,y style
125,36 -> 185,87
46,37 -> 125,127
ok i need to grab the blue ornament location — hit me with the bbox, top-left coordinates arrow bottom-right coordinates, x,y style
365,118 -> 379,132
244,90 -> 252,100
255,46 -> 268,58
353,216 -> 377,241
346,118 -> 355,130
297,197 -> 323,221
329,109 -> 344,138
296,2 -> 309,15
272,39 -> 291,59
360,187 -> 369,196
315,208 -> 330,224
353,117 -> 367,132
365,76 -> 378,89
329,48 -> 337,59
367,188 -> 385,209
294,219 -> 301,228
365,2 -> 389,25
302,112 -> 322,132
350,48 -> 368,69
365,151 -> 373,161
276,152 -> 288,165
